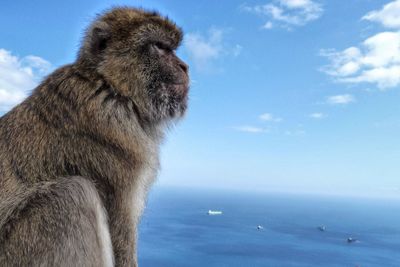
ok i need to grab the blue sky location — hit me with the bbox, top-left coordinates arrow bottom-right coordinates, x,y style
0,0 -> 399,198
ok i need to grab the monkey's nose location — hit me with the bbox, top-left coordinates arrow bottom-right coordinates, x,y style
178,61 -> 189,74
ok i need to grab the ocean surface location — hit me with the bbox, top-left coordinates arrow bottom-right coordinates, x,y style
138,188 -> 400,267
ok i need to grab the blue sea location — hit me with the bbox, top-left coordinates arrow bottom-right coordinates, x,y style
138,188 -> 400,267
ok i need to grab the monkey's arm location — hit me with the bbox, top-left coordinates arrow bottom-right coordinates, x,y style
0,177 -> 114,267
108,197 -> 137,267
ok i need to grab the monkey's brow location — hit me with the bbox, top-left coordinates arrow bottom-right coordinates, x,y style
154,41 -> 173,50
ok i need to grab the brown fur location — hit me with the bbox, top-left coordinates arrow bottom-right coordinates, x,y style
0,7 -> 189,267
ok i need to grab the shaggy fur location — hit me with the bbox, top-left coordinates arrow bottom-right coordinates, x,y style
0,7 -> 189,267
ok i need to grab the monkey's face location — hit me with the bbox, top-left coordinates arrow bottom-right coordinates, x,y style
81,8 -> 190,123
140,37 -> 190,121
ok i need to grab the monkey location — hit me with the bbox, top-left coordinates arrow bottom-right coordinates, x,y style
0,7 -> 189,267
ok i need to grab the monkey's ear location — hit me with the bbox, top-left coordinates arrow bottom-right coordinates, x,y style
88,21 -> 111,55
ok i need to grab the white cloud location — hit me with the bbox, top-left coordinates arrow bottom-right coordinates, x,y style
242,0 -> 323,29
284,129 -> 306,136
263,21 -> 274,29
327,94 -> 355,105
321,1 -> 400,90
362,0 -> 400,29
184,28 -> 241,71
0,49 -> 51,112
22,56 -> 51,76
234,126 -> 268,133
185,29 -> 222,70
234,113 -> 281,134
232,44 -> 243,57
259,113 -> 283,122
309,112 -> 326,119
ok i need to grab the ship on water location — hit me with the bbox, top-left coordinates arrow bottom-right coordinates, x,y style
207,210 -> 222,215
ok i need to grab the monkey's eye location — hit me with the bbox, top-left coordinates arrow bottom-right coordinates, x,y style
152,42 -> 172,55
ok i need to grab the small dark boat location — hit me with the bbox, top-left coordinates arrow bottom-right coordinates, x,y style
347,237 -> 358,243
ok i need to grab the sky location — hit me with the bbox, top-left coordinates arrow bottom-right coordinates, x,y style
0,0 -> 399,198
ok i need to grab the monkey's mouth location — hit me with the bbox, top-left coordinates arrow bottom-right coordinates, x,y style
163,82 -> 189,97
171,83 -> 189,96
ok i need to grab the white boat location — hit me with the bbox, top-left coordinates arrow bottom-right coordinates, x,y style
207,210 -> 222,215
257,225 -> 264,230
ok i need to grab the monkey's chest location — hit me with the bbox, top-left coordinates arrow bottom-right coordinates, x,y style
129,153 -> 159,222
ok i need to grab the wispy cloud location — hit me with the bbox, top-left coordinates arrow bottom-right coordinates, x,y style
232,44 -> 243,57
0,49 -> 51,112
362,0 -> 400,29
284,129 -> 306,136
327,94 -> 355,105
373,118 -> 400,128
263,21 -> 274,29
234,126 -> 268,133
321,0 -> 400,90
309,112 -> 326,119
234,113 -> 282,134
241,0 -> 323,30
259,113 -> 283,122
184,28 -> 241,71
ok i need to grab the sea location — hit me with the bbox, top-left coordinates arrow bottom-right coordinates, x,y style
138,187 -> 400,267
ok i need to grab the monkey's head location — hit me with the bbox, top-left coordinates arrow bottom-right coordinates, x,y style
78,7 -> 189,123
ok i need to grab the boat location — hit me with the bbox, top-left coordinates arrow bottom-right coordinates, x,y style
207,210 -> 222,215
347,237 -> 358,243
318,225 -> 326,232
257,225 -> 264,230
